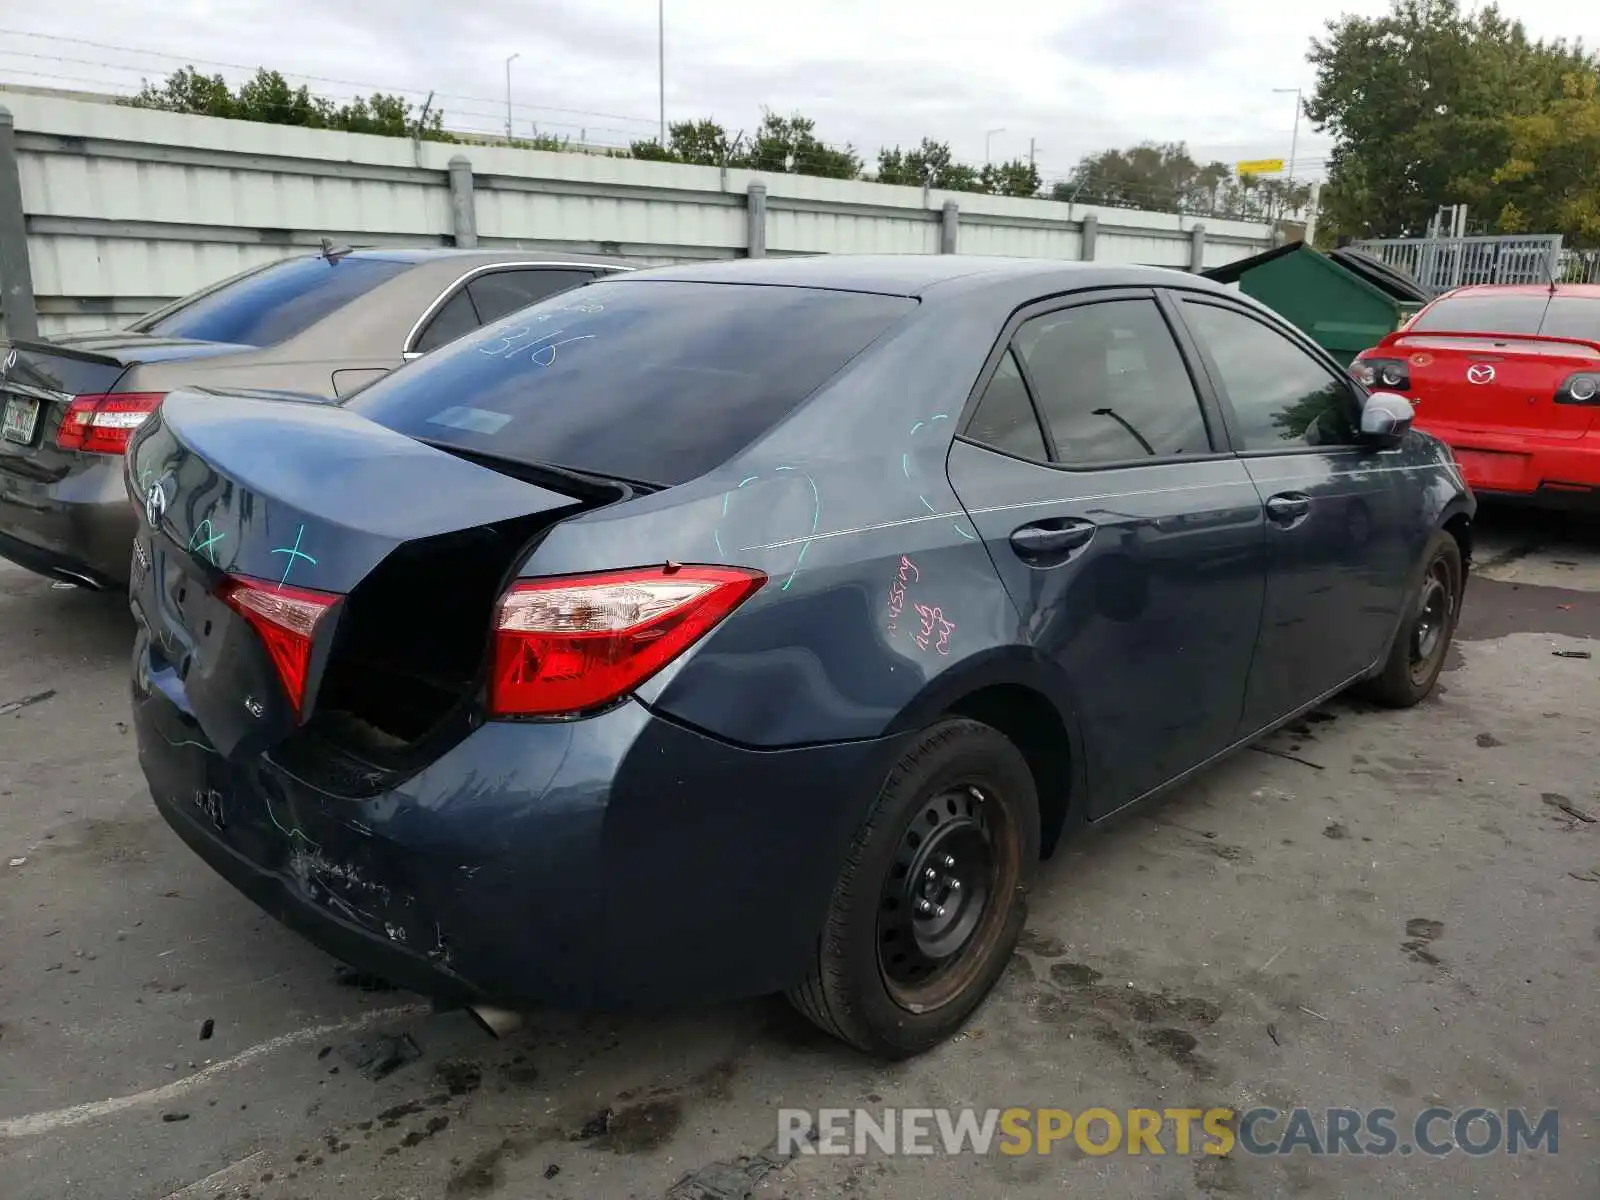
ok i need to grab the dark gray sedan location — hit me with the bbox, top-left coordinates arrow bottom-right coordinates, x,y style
0,247 -> 628,588
126,255 -> 1474,1058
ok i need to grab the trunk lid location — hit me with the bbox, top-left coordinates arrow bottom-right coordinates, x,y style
1,334 -> 254,477
127,389 -> 591,763
1392,332 -> 1600,441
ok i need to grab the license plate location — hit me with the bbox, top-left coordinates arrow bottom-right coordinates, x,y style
1452,448 -> 1530,490
2,395 -> 39,445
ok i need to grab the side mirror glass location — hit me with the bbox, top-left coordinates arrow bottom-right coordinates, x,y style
1360,391 -> 1414,445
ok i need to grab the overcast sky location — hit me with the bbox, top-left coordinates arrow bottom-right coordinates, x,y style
2,1 -> 1596,184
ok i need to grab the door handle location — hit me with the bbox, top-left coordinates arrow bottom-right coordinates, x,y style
1265,493 -> 1311,525
1009,519 -> 1096,558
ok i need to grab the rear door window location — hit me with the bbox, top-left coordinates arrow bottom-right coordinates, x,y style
412,289 -> 481,353
467,269 -> 595,323
965,349 -> 1048,460
1013,298 -> 1213,465
134,255 -> 411,346
345,280 -> 916,486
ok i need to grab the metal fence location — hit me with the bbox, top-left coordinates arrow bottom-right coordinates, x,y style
1557,248 -> 1600,286
1348,234 -> 1582,294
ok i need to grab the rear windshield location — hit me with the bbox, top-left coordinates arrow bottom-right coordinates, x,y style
1409,294 -> 1600,340
344,280 -> 917,486
133,255 -> 411,346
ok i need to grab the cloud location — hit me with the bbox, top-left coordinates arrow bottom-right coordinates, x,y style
1051,0 -> 1224,71
3,0 -> 1596,183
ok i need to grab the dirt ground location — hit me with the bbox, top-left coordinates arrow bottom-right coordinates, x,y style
1,507 -> 1596,1200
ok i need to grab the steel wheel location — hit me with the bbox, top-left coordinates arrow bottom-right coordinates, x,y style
876,778 -> 1020,1012
786,717 -> 1040,1058
1408,556 -> 1454,685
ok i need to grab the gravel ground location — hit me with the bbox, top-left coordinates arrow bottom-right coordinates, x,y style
1,507 -> 1596,1200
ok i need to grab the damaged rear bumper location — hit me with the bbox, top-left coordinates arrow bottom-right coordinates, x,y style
135,677 -> 905,1011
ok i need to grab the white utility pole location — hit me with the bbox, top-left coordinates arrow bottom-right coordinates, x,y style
1271,87 -> 1302,187
504,53 -> 520,141
985,127 -> 1006,165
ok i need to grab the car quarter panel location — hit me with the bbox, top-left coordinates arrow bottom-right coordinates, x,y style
521,283 -> 1039,749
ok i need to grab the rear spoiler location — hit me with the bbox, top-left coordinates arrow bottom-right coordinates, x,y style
1389,330 -> 1600,357
2,337 -> 125,368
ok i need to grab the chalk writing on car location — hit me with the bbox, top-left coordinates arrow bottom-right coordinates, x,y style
714,466 -> 822,591
903,414 -> 978,541
188,518 -> 226,567
886,554 -> 920,635
913,601 -> 956,656
270,523 -> 317,590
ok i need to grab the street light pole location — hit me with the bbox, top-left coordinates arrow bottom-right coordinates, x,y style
985,126 -> 1006,165
658,0 -> 666,146
1271,87 -> 1302,185
504,52 -> 520,142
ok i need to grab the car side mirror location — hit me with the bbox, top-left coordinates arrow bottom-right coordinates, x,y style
1360,391 -> 1414,446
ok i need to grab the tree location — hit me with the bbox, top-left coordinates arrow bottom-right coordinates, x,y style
874,139 -> 983,191
1304,0 -> 1595,240
629,112 -> 859,178
126,67 -> 237,118
1492,71 -> 1600,245
628,118 -> 740,166
743,111 -> 860,179
1056,142 -> 1237,214
980,158 -> 1042,198
124,66 -> 449,140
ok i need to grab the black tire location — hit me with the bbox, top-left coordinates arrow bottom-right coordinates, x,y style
786,718 -> 1040,1058
1356,530 -> 1464,708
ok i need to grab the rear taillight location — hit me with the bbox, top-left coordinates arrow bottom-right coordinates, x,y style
1556,372 -> 1600,405
1352,358 -> 1411,391
56,392 -> 164,455
489,564 -> 766,718
219,576 -> 340,721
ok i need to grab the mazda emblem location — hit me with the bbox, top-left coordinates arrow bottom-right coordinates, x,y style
1466,364 -> 1495,385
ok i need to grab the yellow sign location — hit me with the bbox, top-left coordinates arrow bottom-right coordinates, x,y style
1236,158 -> 1285,175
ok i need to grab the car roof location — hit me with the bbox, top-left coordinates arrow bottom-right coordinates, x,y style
332,247 -> 636,269
1437,283 -> 1600,300
615,254 -> 1237,299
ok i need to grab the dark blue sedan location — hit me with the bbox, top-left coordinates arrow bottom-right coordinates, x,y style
126,255 -> 1474,1059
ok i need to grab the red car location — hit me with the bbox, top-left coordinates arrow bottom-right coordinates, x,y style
1352,283 -> 1600,506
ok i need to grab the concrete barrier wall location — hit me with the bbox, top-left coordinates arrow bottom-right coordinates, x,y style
0,90 -> 1275,337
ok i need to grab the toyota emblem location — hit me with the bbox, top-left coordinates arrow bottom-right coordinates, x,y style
144,479 -> 168,528
1466,363 -> 1496,385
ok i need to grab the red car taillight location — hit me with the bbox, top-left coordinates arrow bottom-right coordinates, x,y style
218,576 -> 340,721
56,392 -> 165,455
1555,372 -> 1600,405
489,564 -> 766,718
1351,358 -> 1411,391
